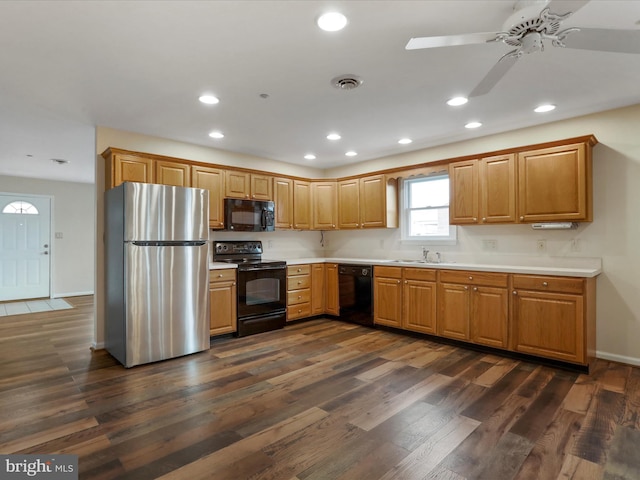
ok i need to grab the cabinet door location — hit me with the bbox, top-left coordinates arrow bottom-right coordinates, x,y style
471,286 -> 508,348
338,179 -> 360,229
209,278 -> 237,336
112,154 -> 154,187
449,160 -> 479,224
517,142 -> 590,222
511,290 -> 584,363
273,177 -> 294,229
374,276 -> 402,328
325,263 -> 340,316
156,160 -> 190,187
360,174 -> 386,228
438,282 -> 470,340
311,181 -> 338,230
293,180 -> 311,230
479,154 -> 516,224
250,174 -> 273,200
192,166 -> 225,229
311,264 -> 325,315
225,171 -> 250,199
403,279 -> 437,335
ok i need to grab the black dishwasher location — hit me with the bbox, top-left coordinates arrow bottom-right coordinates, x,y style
338,264 -> 374,326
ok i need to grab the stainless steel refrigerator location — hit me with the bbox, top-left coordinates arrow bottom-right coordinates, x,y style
105,182 -> 210,367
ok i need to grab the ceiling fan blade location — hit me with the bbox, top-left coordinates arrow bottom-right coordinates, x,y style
406,32 -> 498,50
545,0 -> 591,16
469,51 -> 520,97
561,28 -> 640,54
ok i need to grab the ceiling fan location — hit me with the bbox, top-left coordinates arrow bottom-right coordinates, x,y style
406,0 -> 640,97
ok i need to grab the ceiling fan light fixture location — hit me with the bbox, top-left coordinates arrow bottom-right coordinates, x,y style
317,12 -> 347,32
465,121 -> 482,129
534,104 -> 556,113
447,96 -> 468,106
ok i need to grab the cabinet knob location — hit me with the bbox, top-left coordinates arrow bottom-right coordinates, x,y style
473,287 -> 478,291
297,268 -> 302,272
298,280 -> 302,284
468,276 -> 473,280
520,216 -> 524,221
513,290 -> 518,295
332,224 -> 336,228
542,281 -> 549,287
218,274 -> 223,277
473,217 -> 477,221
482,217 -> 486,222
404,280 -> 408,284
464,286 -> 468,290
298,295 -> 302,299
397,280 -> 401,284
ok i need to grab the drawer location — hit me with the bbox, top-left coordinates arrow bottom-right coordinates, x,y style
403,267 -> 437,282
439,270 -> 508,288
374,266 -> 402,279
287,288 -> 311,306
287,274 -> 310,290
288,303 -> 311,320
512,274 -> 584,294
209,269 -> 236,283
288,264 -> 311,276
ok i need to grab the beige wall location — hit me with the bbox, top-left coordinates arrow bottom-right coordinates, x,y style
0,176 -> 95,297
95,104 -> 640,366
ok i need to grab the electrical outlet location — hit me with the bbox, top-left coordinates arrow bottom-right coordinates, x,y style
536,239 -> 547,252
55,232 -> 63,239
483,239 -> 497,251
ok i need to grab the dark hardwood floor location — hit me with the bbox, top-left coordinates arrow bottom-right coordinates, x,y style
1,296 -> 640,479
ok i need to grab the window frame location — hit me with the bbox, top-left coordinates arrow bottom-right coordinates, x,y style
400,174 -> 457,245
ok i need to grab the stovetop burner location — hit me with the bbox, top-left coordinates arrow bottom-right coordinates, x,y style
212,240 -> 286,269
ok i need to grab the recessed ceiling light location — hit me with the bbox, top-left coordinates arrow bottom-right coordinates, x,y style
199,94 -> 219,105
208,131 -> 224,139
447,96 -> 468,106
345,151 -> 358,157
534,104 -> 556,113
398,138 -> 412,145
304,154 -> 316,160
317,12 -> 347,32
327,133 -> 341,140
465,121 -> 482,129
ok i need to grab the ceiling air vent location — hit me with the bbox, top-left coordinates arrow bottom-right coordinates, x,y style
331,75 -> 363,90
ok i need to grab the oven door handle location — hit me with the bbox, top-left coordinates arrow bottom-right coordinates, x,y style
241,266 -> 286,272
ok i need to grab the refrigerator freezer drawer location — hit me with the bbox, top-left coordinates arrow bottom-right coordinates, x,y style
124,242 -> 209,367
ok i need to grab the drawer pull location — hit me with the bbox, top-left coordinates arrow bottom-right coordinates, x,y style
513,290 -> 518,295
464,286 -> 468,290
297,295 -> 302,299
468,276 -> 473,280
298,280 -> 302,284
218,274 -> 223,277
542,281 -> 549,287
473,287 -> 478,291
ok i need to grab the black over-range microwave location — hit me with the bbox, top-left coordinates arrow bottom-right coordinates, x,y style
223,198 -> 275,232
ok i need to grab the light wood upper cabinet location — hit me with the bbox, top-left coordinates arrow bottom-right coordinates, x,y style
325,263 -> 339,316
293,180 -> 311,230
192,165 -> 225,229
479,153 -> 516,223
105,151 -> 154,188
338,175 -> 398,229
225,171 -> 273,200
517,142 -> 592,222
311,181 -> 338,230
449,159 -> 479,225
273,177 -> 294,229
156,160 -> 190,187
338,179 -> 360,229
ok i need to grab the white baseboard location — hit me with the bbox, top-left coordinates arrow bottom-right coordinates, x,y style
596,350 -> 640,367
52,291 -> 94,298
91,342 -> 105,351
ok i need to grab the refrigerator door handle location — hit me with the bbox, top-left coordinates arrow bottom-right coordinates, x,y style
131,241 -> 207,247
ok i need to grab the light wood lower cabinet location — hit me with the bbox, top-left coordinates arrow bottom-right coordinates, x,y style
374,267 -> 437,334
311,263 -> 325,315
209,269 -> 237,336
438,270 -> 509,348
511,274 -> 595,365
325,263 -> 339,316
287,264 -> 311,321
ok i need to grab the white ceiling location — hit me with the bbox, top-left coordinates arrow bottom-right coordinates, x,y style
0,0 -> 639,184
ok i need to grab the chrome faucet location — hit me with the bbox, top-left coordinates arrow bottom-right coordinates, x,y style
422,247 -> 429,262
434,252 -> 441,264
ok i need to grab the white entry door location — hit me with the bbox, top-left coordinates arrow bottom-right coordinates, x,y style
0,194 -> 51,301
